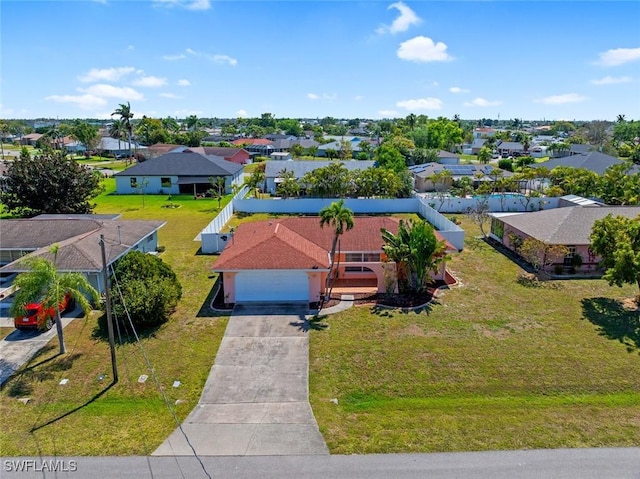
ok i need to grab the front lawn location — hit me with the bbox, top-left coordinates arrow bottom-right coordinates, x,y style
0,185 -> 230,455
309,215 -> 640,453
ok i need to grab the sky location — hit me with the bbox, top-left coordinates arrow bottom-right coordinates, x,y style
1,0 -> 639,122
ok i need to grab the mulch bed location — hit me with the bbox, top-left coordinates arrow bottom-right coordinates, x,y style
321,276 -> 454,310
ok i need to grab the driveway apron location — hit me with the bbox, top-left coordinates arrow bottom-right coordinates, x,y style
153,303 -> 328,456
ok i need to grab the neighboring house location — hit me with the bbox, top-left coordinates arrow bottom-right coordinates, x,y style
317,138 -> 363,158
20,133 -> 43,146
113,152 -> 244,195
473,128 -> 496,140
185,146 -> 251,165
436,150 -> 460,165
410,163 -> 511,192
533,151 -> 637,175
264,160 -> 376,194
143,143 -> 182,160
496,141 -> 525,157
529,145 -> 547,158
231,138 -> 275,158
97,137 -> 146,157
0,214 -> 165,294
470,138 -> 487,155
212,216 -> 456,304
489,205 -> 640,274
270,152 -> 292,161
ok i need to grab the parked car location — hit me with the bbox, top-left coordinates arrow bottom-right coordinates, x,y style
13,293 -> 75,331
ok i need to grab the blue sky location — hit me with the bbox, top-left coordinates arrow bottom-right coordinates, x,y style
1,1 -> 639,121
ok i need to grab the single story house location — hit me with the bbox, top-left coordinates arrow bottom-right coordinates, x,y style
270,152 -> 292,161
212,216 -> 456,304
231,138 -> 275,158
410,163 -> 513,192
97,137 -> 147,157
496,141 -> 525,157
114,151 -> 244,195
436,150 -> 460,165
533,151 -> 638,175
188,146 -> 250,165
264,160 -> 376,194
20,133 -> 43,146
0,214 -> 165,294
489,205 -> 640,274
470,138 -> 487,155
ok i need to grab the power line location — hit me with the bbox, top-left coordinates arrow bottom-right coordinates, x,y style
109,264 -> 211,479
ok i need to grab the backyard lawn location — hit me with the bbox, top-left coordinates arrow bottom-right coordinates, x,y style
309,215 -> 640,453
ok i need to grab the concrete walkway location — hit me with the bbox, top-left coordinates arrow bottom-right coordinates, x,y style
154,303 -> 328,456
0,310 -> 79,386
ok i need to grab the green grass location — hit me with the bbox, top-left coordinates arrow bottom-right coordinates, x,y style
0,183 -> 230,456
309,215 -> 640,453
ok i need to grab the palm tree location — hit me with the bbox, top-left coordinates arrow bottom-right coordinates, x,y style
109,119 -> 125,155
319,199 -> 354,300
112,102 -> 134,160
9,245 -> 99,354
406,113 -> 416,131
185,115 -> 199,131
381,219 -> 449,293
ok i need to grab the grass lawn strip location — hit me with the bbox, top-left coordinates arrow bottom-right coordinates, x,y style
309,215 -> 640,454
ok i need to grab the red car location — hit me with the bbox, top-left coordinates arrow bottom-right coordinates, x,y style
14,294 -> 75,331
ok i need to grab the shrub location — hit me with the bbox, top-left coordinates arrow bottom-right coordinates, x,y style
553,264 -> 564,275
103,251 -> 182,330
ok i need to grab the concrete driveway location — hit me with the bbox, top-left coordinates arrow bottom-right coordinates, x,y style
154,303 -> 328,456
0,313 -> 78,386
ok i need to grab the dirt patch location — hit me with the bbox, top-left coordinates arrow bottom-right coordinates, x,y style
622,297 -> 640,311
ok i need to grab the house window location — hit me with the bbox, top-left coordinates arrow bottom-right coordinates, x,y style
345,266 -> 375,273
161,177 -> 171,188
491,219 -> 504,239
344,252 -> 380,262
563,246 -> 576,267
130,177 -> 137,188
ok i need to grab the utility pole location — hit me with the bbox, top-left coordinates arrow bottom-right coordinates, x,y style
99,234 -> 118,383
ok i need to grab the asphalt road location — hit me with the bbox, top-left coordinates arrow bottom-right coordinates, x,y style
2,448 -> 640,478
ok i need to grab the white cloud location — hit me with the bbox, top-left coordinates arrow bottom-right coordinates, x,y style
236,109 -> 248,117
212,54 -> 237,66
152,0 -> 211,10
354,95 -> 364,101
534,93 -> 587,105
376,2 -> 421,35
396,97 -> 443,111
79,84 -> 145,101
160,93 -> 182,99
45,94 -> 107,109
378,109 -> 400,117
397,36 -> 453,63
449,86 -> 469,94
463,97 -> 502,107
78,66 -> 135,83
178,79 -> 191,86
186,48 -> 197,55
591,75 -> 632,85
163,53 -> 187,61
306,92 -> 336,100
595,47 -> 640,66
132,75 -> 167,87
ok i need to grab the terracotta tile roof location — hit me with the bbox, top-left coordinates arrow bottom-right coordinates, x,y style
213,220 -> 329,270
214,216 -> 456,271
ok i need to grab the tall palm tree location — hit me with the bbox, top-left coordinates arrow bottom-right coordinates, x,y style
319,199 -> 354,299
9,245 -> 100,354
112,102 -> 134,160
108,119 -> 125,156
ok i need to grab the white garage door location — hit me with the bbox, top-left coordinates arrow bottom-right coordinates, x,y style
235,270 -> 309,302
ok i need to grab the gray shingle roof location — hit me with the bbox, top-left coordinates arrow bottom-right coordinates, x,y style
497,206 -> 640,245
265,160 -> 376,178
0,218 -> 165,272
534,152 -> 635,175
114,152 -> 243,177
